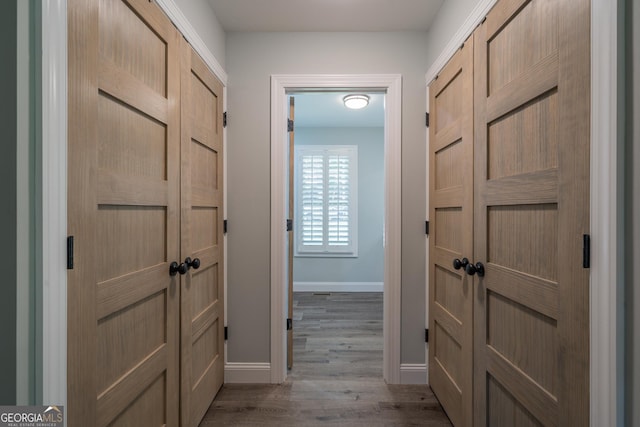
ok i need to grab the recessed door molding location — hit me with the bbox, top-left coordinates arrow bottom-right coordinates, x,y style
270,74 -> 402,384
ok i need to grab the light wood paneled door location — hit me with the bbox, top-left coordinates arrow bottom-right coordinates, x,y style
428,36 -> 474,427
180,40 -> 225,427
67,0 -> 181,425
473,0 -> 590,425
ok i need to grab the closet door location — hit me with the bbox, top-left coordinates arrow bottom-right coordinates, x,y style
473,0 -> 590,425
67,0 -> 181,425
180,40 -> 225,427
428,37 -> 474,427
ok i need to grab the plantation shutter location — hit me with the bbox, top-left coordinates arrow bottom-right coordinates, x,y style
296,145 -> 357,255
300,154 -> 324,247
327,153 -> 351,247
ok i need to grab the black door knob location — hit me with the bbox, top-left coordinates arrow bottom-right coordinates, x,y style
453,257 -> 469,270
465,262 -> 485,277
185,257 -> 201,270
170,261 -> 188,276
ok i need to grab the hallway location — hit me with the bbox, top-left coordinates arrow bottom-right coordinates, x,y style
199,293 -> 451,426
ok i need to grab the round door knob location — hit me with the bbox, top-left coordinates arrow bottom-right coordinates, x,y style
170,261 -> 188,276
465,262 -> 485,277
169,261 -> 180,276
177,262 -> 188,275
453,257 -> 469,270
185,257 -> 201,270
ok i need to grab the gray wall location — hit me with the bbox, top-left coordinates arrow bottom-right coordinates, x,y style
226,31 -> 430,364
16,0 -> 36,405
424,0 -> 482,66
1,0 -> 17,405
173,0 -> 226,68
294,127 -> 384,284
625,0 -> 639,424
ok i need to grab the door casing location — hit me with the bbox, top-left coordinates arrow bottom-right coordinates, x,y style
270,74 -> 402,384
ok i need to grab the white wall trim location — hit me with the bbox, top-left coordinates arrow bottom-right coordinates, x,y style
224,363 -> 271,384
590,0 -> 621,425
425,0 -> 497,85
293,282 -> 383,293
271,74 -> 402,384
41,0 -> 67,408
425,85 -> 430,385
400,364 -> 427,385
223,85 -> 229,374
154,0 -> 227,85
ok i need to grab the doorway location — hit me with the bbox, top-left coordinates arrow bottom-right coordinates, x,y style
270,74 -> 402,384
289,91 -> 385,379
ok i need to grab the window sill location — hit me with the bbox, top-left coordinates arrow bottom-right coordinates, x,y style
294,253 -> 358,259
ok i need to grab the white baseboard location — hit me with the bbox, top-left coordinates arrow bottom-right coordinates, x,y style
400,364 -> 427,385
293,282 -> 383,293
224,363 -> 271,384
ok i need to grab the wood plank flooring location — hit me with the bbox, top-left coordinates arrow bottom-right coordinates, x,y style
291,292 -> 384,380
199,292 -> 451,426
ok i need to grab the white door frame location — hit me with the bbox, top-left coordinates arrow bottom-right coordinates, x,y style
41,0 -> 68,408
270,74 -> 402,384
41,0 -> 228,411
424,0 -> 623,425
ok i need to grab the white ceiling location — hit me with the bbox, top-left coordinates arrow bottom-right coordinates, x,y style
207,0 -> 445,32
208,2 -> 438,127
292,92 -> 384,128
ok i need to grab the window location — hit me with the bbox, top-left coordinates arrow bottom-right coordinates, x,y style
295,145 -> 358,256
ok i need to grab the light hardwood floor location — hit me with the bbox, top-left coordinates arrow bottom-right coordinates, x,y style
199,292 -> 452,426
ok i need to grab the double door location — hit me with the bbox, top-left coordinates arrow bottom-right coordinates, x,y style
428,0 -> 590,425
67,0 -> 224,425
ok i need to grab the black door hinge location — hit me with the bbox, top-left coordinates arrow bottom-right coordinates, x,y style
287,318 -> 293,331
425,328 -> 429,343
286,219 -> 293,232
224,219 -> 228,234
425,221 -> 430,236
223,112 -> 228,128
426,112 -> 430,128
67,236 -> 74,270
287,119 -> 294,132
224,326 -> 228,340
583,234 -> 591,268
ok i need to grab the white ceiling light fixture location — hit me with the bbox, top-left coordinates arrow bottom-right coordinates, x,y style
343,94 -> 370,110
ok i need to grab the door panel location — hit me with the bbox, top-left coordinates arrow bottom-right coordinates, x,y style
428,36 -> 474,427
68,0 -> 180,425
180,40 -> 225,427
473,0 -> 590,425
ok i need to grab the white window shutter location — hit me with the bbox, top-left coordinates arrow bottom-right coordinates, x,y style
295,145 -> 357,256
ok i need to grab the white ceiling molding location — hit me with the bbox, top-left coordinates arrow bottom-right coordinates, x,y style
155,0 -> 228,85
424,0 -> 497,85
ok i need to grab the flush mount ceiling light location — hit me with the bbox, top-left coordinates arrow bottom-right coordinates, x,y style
343,94 -> 370,110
